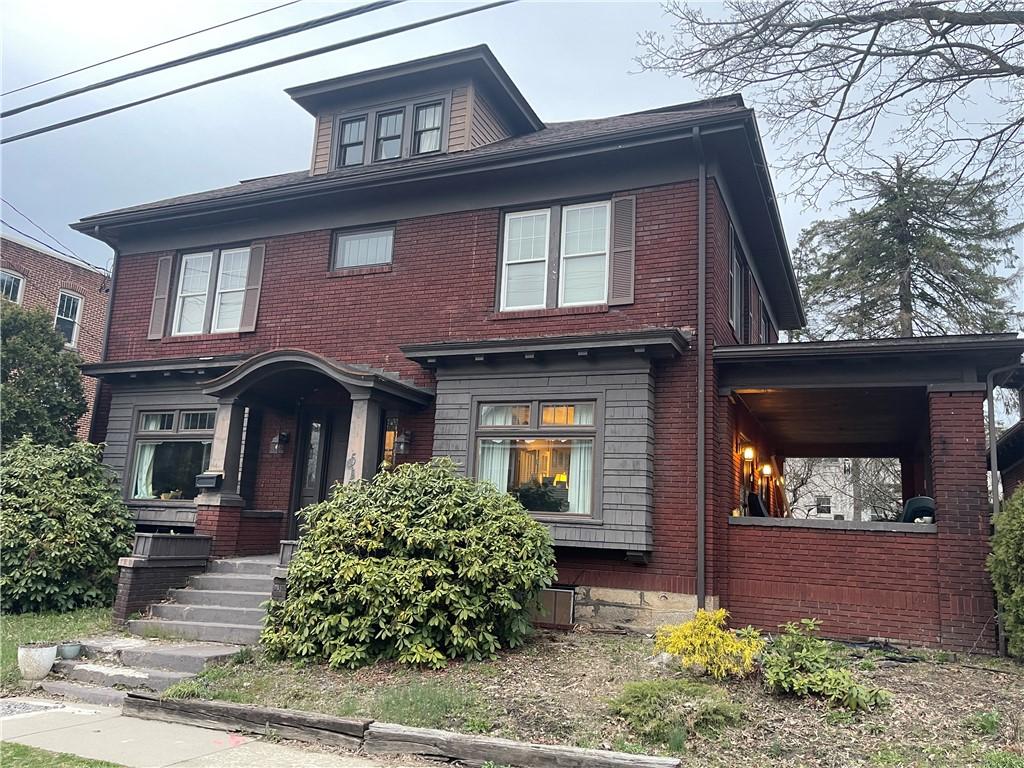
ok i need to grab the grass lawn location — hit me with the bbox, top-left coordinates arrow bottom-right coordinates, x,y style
0,742 -> 124,767
1,607 -> 114,689
174,631 -> 1024,768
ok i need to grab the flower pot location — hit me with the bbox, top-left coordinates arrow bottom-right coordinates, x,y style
18,644 -> 57,680
57,642 -> 82,660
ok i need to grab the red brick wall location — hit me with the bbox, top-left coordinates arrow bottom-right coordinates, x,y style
1,237 -> 108,440
1002,459 -> 1024,499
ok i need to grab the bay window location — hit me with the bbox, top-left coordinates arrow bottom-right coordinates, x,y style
475,401 -> 596,516
130,409 -> 214,501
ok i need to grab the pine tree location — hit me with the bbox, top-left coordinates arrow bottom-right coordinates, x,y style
794,158 -> 1021,340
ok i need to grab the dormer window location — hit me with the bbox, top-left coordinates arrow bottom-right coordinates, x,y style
413,102 -> 443,154
338,117 -> 366,167
374,109 -> 404,161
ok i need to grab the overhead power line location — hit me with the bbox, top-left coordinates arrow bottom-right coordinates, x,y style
1,0 -> 303,98
2,0 -> 404,118
1,196 -> 83,262
1,0 -> 518,145
0,219 -> 106,276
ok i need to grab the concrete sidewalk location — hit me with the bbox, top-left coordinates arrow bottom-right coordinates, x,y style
0,699 -> 419,767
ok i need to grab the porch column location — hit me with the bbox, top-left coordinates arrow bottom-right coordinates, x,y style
344,394 -> 382,483
195,397 -> 246,556
928,386 -> 995,652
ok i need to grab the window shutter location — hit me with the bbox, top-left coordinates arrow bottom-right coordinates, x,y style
147,255 -> 173,340
238,243 -> 265,333
608,196 -> 636,306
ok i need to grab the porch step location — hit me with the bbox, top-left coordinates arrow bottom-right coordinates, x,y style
207,557 -> 277,576
40,680 -> 127,707
53,660 -> 191,693
128,619 -> 262,645
82,637 -> 242,674
187,573 -> 274,593
167,588 -> 268,609
150,603 -> 265,626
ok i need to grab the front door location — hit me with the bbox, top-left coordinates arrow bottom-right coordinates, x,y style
290,407 -> 352,538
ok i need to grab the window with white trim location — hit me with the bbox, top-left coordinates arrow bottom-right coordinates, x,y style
171,246 -> 252,335
55,291 -> 82,347
500,210 -> 549,310
212,247 -> 250,332
173,252 -> 213,335
1,269 -> 24,303
332,228 -> 394,270
374,109 -> 404,161
337,117 -> 366,167
130,408 -> 215,501
559,202 -> 610,307
815,495 -> 833,517
413,102 -> 443,155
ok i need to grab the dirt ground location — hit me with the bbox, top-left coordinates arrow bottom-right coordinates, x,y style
190,630 -> 1024,767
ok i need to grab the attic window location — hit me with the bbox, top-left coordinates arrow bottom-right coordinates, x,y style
374,110 -> 404,161
338,117 -> 366,167
413,102 -> 443,154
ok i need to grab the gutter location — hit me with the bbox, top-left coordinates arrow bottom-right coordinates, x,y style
694,126 -> 707,610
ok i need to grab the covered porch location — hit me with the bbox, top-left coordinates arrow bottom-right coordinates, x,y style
712,333 -> 1024,651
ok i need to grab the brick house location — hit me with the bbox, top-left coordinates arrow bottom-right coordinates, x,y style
75,47 -> 1022,650
1,234 -> 109,440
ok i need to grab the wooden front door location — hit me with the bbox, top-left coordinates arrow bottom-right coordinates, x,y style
290,407 -> 351,538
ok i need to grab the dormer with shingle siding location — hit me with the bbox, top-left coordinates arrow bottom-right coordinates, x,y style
288,45 -> 542,176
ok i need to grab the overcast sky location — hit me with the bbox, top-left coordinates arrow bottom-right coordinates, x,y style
1,0 -> 841,270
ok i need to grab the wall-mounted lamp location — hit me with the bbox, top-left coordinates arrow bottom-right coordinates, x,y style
761,463 -> 773,478
741,444 -> 755,462
393,430 -> 412,457
269,431 -> 290,455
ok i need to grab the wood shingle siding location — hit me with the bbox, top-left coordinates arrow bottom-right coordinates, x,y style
469,87 -> 512,148
447,84 -> 470,151
311,113 -> 335,175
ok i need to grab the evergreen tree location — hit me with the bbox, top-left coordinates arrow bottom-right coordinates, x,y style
793,159 -> 1021,340
1,302 -> 87,447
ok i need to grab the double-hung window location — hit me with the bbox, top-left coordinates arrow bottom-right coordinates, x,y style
729,227 -> 746,335
173,252 -> 213,335
338,117 -> 366,167
171,246 -> 252,335
54,291 -> 82,346
501,210 -> 549,310
759,300 -> 772,344
334,97 -> 448,169
413,102 -> 443,154
1,269 -> 24,303
815,495 -> 833,517
130,409 -> 215,501
475,400 -> 597,516
374,110 -> 404,161
559,202 -> 610,306
211,247 -> 251,333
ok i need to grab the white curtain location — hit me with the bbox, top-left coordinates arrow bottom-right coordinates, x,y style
133,443 -> 157,499
568,403 -> 594,514
477,406 -> 513,491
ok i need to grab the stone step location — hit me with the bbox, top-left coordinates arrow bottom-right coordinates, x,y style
207,558 -> 278,576
168,588 -> 268,609
188,573 -> 274,593
81,637 -> 242,674
53,660 -> 191,693
40,680 -> 127,707
150,603 -> 266,626
128,619 -> 262,645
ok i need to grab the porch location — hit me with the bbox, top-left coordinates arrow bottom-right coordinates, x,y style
712,333 -> 1024,651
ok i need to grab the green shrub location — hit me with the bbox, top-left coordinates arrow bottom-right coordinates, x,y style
989,486 -> 1024,658
609,678 -> 743,748
654,608 -> 764,680
0,438 -> 134,613
965,711 -> 1002,736
761,619 -> 890,711
262,458 -> 556,669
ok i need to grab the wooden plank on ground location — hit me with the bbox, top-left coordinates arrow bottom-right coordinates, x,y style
123,693 -> 368,748
364,722 -> 681,768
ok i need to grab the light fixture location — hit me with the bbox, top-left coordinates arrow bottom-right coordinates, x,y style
269,432 -> 289,455
761,463 -> 773,478
393,430 -> 412,456
741,444 -> 755,462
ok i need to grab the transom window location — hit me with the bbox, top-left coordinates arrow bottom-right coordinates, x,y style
338,117 -> 366,167
475,400 -> 597,516
130,408 -> 216,501
54,291 -> 82,347
332,227 -> 394,270
413,102 -> 443,154
500,202 -> 611,311
374,110 -> 404,161
1,269 -> 24,303
172,246 -> 251,336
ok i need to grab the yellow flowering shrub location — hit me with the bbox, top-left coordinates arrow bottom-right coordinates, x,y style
654,608 -> 765,680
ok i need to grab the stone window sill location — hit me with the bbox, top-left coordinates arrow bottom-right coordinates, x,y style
161,332 -> 244,344
728,517 -> 936,534
488,304 -> 609,321
328,264 -> 393,278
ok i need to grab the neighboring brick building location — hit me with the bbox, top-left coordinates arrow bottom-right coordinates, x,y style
74,46 -> 1022,650
1,233 -> 109,440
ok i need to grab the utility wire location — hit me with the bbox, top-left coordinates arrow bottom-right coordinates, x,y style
1,0 -> 303,98
1,0 -> 519,145
0,217 -> 108,274
2,0 -> 404,118
1,196 -> 82,263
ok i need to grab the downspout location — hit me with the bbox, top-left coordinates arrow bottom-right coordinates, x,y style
694,127 -> 707,610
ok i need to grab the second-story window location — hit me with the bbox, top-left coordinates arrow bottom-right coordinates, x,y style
338,117 -> 366,167
212,247 -> 251,333
173,252 -> 213,335
413,102 -> 443,154
729,228 -> 746,336
1,269 -> 24,303
759,299 -> 772,344
55,291 -> 82,347
500,210 -> 550,311
374,109 -> 404,161
559,202 -> 610,307
171,246 -> 253,336
332,227 -> 394,270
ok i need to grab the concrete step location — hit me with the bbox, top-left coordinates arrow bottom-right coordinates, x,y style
207,558 -> 277,576
187,573 -> 274,593
54,660 -> 191,693
128,619 -> 262,645
81,637 -> 242,674
150,603 -> 266,626
40,680 -> 128,707
168,588 -> 268,609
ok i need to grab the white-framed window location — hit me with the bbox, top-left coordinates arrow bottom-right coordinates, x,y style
374,109 -> 404,161
1,269 -> 24,304
333,228 -> 394,270
172,252 -> 213,335
500,209 -> 550,311
211,247 -> 250,333
815,495 -> 833,517
54,290 -> 82,347
130,408 -> 215,501
559,201 -> 610,307
338,116 -> 366,167
413,102 -> 443,155
729,231 -> 745,333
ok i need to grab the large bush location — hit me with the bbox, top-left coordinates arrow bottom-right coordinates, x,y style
262,458 -> 557,669
1,437 -> 134,613
989,486 -> 1024,657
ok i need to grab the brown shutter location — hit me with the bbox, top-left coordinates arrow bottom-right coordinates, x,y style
238,243 -> 265,333
608,196 -> 636,306
147,255 -> 173,339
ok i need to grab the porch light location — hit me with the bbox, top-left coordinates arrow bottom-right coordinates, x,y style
761,463 -> 773,478
741,444 -> 755,462
393,430 -> 412,456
